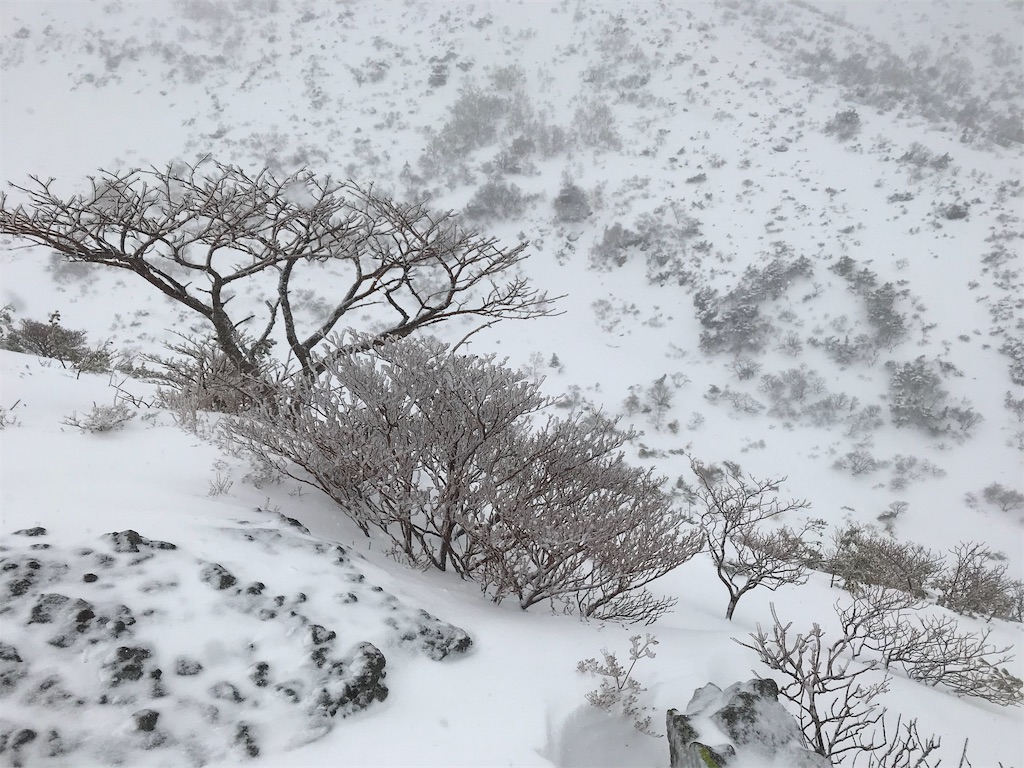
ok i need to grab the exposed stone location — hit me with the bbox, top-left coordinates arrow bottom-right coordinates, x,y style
29,593 -> 75,624
234,723 -> 259,758
103,530 -> 177,554
199,562 -> 237,590
310,624 -> 336,645
13,527 -> 47,537
175,657 -> 204,676
667,679 -> 831,768
249,662 -> 270,688
313,642 -> 388,718
0,642 -> 22,662
105,646 -> 152,685
133,709 -> 160,732
211,681 -> 245,703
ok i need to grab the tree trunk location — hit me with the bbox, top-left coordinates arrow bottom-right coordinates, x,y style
725,595 -> 739,621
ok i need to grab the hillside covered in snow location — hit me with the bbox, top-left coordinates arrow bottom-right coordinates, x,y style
0,1 -> 1022,766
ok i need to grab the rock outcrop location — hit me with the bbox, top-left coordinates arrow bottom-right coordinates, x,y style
667,679 -> 831,767
0,522 -> 472,766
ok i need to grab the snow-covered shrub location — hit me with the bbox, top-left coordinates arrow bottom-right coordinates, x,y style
221,335 -> 702,623
0,308 -> 112,373
759,366 -> 827,421
728,356 -> 762,381
553,182 -> 591,223
999,337 -> 1024,386
885,357 -> 974,435
63,402 -> 136,433
824,108 -> 861,141
832,450 -> 889,476
937,542 -> 1017,620
739,587 -> 1021,765
147,335 -> 272,415
825,523 -> 944,598
624,375 -> 676,431
577,634 -> 660,737
571,98 -> 622,151
696,254 -> 812,355
981,482 -> 1024,513
463,180 -> 532,222
942,202 -> 969,220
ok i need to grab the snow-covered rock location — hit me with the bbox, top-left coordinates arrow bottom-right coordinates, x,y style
0,523 -> 472,766
666,678 -> 830,768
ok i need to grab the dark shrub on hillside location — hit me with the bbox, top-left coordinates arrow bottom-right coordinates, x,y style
0,308 -> 112,372
824,108 -> 861,141
886,357 -> 949,434
463,180 -> 532,222
943,202 -> 969,220
553,183 -> 591,223
825,523 -> 944,598
221,335 -> 703,624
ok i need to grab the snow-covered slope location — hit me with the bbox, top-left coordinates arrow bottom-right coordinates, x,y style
1,0 -> 1022,765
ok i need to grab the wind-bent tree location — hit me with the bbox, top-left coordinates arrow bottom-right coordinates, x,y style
689,458 -> 820,620
0,158 -> 558,381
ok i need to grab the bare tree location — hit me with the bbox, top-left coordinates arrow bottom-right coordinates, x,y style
0,159 -> 558,383
738,587 -> 1020,764
738,590 -> 951,766
688,458 -> 818,620
221,334 -> 703,623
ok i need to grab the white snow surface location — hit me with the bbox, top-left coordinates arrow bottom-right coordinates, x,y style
1,0 -> 1022,766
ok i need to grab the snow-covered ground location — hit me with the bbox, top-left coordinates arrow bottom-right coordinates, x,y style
1,0 -> 1022,766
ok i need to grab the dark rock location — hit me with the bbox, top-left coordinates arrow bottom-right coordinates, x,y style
133,709 -> 160,732
103,530 -> 177,553
666,708 -> 699,765
258,609 -> 277,621
106,646 -> 152,685
13,527 -> 47,537
235,723 -> 259,758
211,681 -> 245,703
274,680 -> 304,703
29,543 -> 50,550
28,593 -> 70,624
149,668 -> 168,698
83,573 -> 98,583
310,647 -> 331,669
0,642 -> 21,662
44,729 -> 66,757
250,662 -> 270,688
314,642 -> 388,718
175,656 -> 204,676
415,611 -> 472,660
7,577 -> 34,597
11,728 -> 37,749
0,667 -> 27,695
668,679 -> 830,768
310,624 -> 336,645
278,514 -> 310,534
245,582 -> 265,595
75,606 -> 96,630
199,562 -> 237,590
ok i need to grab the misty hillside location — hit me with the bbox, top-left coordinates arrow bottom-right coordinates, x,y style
0,1 -> 1022,766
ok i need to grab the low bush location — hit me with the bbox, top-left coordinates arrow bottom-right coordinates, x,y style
220,334 -> 702,623
0,308 -> 113,373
